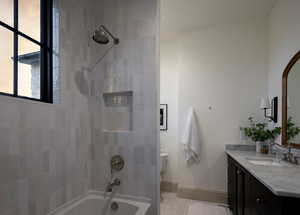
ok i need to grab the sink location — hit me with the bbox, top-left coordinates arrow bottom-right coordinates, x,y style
246,157 -> 290,167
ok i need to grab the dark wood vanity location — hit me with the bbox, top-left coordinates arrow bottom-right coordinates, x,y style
227,155 -> 300,215
226,50 -> 300,215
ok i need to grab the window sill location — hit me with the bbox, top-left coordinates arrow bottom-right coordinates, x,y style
0,92 -> 54,105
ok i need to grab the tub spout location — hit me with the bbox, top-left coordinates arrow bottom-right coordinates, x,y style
106,178 -> 121,192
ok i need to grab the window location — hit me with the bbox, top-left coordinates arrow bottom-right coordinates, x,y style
0,0 -> 55,103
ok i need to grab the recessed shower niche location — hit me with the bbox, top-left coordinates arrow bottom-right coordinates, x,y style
102,91 -> 133,132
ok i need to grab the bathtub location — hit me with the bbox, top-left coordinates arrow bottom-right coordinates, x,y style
47,192 -> 151,215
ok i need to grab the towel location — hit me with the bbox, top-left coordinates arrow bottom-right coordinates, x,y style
181,107 -> 201,165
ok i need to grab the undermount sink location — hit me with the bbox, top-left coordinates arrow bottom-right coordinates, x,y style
246,157 -> 290,167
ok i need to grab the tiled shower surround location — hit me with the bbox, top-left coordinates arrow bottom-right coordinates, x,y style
0,0 -> 159,215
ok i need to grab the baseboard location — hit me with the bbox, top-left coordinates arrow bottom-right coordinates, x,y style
160,181 -> 178,192
177,187 -> 228,204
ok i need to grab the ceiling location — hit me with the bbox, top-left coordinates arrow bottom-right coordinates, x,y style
161,0 -> 277,41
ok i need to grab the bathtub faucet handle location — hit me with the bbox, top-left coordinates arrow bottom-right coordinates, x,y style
111,178 -> 121,186
106,178 -> 121,192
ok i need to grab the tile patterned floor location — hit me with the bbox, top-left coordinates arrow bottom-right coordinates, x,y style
160,192 -> 231,215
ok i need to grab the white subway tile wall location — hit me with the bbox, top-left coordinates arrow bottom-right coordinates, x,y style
0,0 -> 158,215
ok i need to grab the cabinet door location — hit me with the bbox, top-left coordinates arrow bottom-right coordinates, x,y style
228,156 -> 284,215
228,157 -> 237,215
282,197 -> 300,215
237,168 -> 245,215
252,178 -> 282,215
244,173 -> 254,215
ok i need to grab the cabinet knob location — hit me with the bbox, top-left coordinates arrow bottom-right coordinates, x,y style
256,198 -> 262,204
237,170 -> 241,175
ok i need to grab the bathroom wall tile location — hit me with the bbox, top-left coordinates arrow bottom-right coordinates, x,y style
35,196 -> 50,215
0,0 -> 102,213
0,0 -> 158,214
43,150 -> 50,172
134,146 -> 145,165
89,0 -> 160,207
0,182 -> 18,214
0,100 -> 20,129
16,179 -> 28,215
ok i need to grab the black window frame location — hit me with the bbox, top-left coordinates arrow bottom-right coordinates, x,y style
0,0 -> 53,103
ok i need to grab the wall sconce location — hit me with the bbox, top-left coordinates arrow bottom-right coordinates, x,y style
260,97 -> 278,123
287,97 -> 291,108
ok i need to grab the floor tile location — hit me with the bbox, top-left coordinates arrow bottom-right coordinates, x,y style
160,192 -> 231,215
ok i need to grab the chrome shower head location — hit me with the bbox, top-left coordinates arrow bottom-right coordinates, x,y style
93,29 -> 109,44
93,25 -> 119,45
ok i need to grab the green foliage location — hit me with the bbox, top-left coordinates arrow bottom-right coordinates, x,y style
287,117 -> 300,141
240,117 -> 281,142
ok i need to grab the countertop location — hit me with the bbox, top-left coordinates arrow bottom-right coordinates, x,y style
226,149 -> 300,198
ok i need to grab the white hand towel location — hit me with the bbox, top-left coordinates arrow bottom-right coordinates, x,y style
181,107 -> 201,165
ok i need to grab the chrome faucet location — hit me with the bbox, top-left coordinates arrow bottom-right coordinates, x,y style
272,143 -> 300,165
106,178 -> 121,192
284,147 -> 300,165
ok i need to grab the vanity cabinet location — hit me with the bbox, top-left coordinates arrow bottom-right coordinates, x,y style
228,157 -> 237,214
236,166 -> 245,215
227,155 -> 299,215
228,157 -> 245,215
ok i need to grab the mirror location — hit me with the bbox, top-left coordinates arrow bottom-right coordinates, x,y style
270,97 -> 278,123
282,51 -> 300,148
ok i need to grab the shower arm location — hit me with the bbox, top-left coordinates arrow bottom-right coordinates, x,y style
100,25 -> 120,45
90,44 -> 115,72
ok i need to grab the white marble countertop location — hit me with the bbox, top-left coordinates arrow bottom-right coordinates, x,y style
226,149 -> 300,198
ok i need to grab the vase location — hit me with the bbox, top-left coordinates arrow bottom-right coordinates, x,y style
256,142 -> 261,153
256,141 -> 269,154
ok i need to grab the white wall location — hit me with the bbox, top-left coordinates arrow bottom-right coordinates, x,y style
268,0 -> 300,127
177,21 -> 268,192
160,41 -> 179,183
160,21 -> 268,193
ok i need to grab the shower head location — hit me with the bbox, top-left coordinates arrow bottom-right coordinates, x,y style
93,25 -> 119,45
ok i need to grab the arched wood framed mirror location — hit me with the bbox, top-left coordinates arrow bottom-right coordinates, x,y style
282,50 -> 300,148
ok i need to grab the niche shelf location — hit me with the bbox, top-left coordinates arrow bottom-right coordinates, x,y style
102,91 -> 133,133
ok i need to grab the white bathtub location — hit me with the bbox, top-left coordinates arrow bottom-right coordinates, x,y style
47,192 -> 151,215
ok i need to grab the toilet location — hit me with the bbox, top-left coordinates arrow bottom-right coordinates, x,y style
160,152 -> 168,200
160,152 -> 168,180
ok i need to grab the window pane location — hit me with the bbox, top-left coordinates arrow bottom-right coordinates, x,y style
18,36 -> 40,99
0,26 -> 14,94
19,0 -> 40,41
0,0 -> 13,26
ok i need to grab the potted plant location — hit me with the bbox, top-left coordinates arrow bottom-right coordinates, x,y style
241,117 -> 281,153
287,117 -> 300,143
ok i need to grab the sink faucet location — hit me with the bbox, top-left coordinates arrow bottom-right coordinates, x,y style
284,147 -> 300,165
106,178 -> 121,192
273,143 -> 300,165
